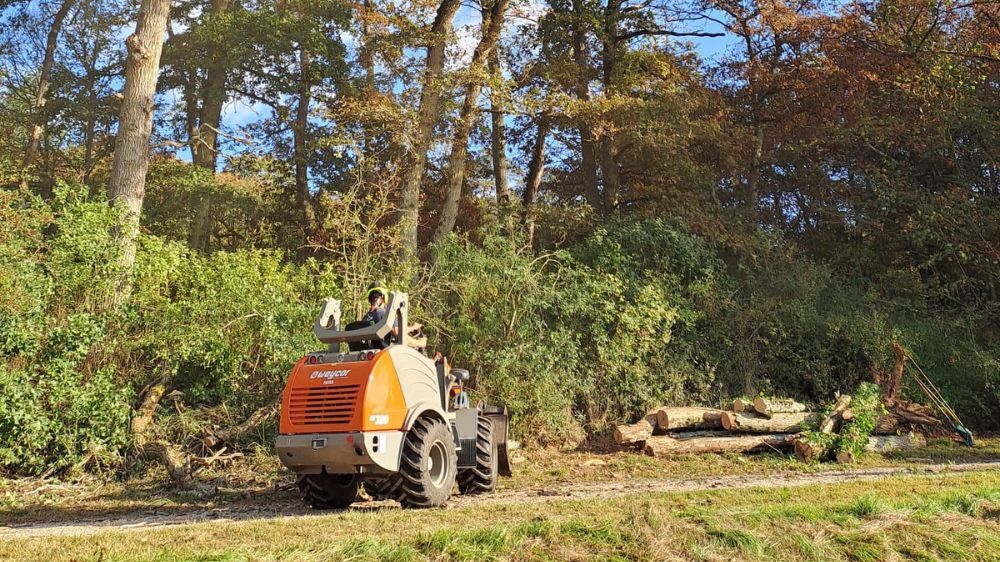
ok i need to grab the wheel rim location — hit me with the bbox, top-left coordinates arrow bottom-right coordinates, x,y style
428,440 -> 448,487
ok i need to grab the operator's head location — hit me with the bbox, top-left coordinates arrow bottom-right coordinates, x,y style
366,280 -> 388,307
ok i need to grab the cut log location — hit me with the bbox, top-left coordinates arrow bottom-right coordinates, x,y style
865,432 -> 927,453
720,411 -> 821,433
654,407 -> 723,432
614,410 -> 660,446
874,414 -> 900,435
753,397 -> 807,418
836,450 -> 855,464
818,395 -> 853,434
644,433 -> 796,458
733,398 -> 751,413
794,438 -> 827,462
702,411 -> 724,427
670,430 -> 735,440
889,403 -> 941,427
837,432 -> 927,464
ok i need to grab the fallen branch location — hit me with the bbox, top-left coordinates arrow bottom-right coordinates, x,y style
818,395 -> 852,434
793,394 -> 852,462
202,394 -> 282,449
131,369 -> 188,484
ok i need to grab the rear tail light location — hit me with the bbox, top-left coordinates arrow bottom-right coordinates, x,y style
307,355 -> 317,364
366,351 -> 375,360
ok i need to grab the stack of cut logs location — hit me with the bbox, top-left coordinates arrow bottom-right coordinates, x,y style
615,396 -> 927,461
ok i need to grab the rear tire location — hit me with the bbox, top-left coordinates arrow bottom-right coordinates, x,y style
458,415 -> 497,495
298,473 -> 359,509
362,476 -> 401,501
398,417 -> 457,508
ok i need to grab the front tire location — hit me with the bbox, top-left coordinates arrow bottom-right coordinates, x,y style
298,473 -> 359,509
458,415 -> 497,495
398,417 -> 457,508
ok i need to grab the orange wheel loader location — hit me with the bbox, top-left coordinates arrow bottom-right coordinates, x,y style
276,292 -> 512,508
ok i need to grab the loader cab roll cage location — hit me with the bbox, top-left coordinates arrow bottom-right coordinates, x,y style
314,291 -> 409,352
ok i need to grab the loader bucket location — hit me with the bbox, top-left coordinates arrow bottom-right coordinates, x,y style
480,403 -> 513,477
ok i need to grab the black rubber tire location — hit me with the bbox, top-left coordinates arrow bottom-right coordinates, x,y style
458,415 -> 497,495
397,417 -> 457,508
362,476 -> 401,501
297,473 -> 360,509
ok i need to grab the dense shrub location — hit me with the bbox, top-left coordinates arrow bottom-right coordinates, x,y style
0,186 -> 997,476
0,186 -> 130,474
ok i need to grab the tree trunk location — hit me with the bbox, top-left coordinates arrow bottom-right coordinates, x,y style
876,342 -> 906,404
432,0 -> 509,244
571,0 -> 602,211
597,0 -> 620,211
753,397 -> 808,418
732,398 -> 751,413
864,432 -> 926,453
489,50 -> 511,219
293,47 -> 314,227
23,0 -> 78,172
24,0 -> 76,165
644,433 -> 796,458
359,0 -> 376,164
654,407 -> 723,431
107,0 -> 172,305
188,0 -> 231,252
398,0 -> 462,258
720,411 -> 820,433
614,409 -> 659,446
522,116 -> 549,244
81,50 -> 98,185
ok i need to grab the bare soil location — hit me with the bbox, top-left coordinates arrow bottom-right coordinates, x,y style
3,460 -> 997,541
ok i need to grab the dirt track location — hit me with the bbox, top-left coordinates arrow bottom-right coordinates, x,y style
3,461 -> 998,540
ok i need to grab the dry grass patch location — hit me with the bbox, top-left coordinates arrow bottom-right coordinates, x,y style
2,471 -> 1000,561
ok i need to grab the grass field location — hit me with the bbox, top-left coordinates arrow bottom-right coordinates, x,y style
2,470 -> 999,561
2,437 -> 999,561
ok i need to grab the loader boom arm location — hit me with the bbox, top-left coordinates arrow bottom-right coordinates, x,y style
314,291 -> 409,347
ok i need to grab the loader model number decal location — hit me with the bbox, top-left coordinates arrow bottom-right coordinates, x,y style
310,369 -> 350,384
368,414 -> 389,426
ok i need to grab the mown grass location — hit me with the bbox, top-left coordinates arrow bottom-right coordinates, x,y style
1,436 -> 998,530
3,470 -> 1000,561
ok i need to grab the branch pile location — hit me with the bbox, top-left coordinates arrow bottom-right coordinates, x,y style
131,369 -> 279,485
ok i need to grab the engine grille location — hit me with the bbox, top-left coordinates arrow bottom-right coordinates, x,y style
287,384 -> 361,427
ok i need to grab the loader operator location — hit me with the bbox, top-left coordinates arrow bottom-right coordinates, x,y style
361,281 -> 394,329
362,281 -> 427,350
